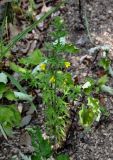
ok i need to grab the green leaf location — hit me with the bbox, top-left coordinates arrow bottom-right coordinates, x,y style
0,83 -> 7,99
4,90 -> 16,101
79,97 -> 101,128
79,106 -> 95,127
99,58 -> 110,70
82,81 -> 93,94
10,62 -> 28,74
0,42 -> 10,59
14,91 -> 33,102
0,105 -> 21,135
20,49 -> 44,66
56,154 -> 70,160
98,75 -> 108,86
63,44 -> 79,54
5,73 -> 36,111
29,127 -> 52,159
5,73 -> 26,93
74,85 -> 81,94
0,124 -> 8,140
32,155 -> 41,160
87,97 -> 101,122
88,97 -> 99,109
36,128 -> 52,158
0,72 -> 8,84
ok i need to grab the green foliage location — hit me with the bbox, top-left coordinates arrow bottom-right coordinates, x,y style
98,49 -> 111,71
99,57 -> 110,71
27,127 -> 52,160
1,6 -> 111,158
79,97 -> 101,127
4,90 -> 16,101
19,49 -> 44,66
78,74 -> 110,128
56,154 -> 70,160
82,79 -> 95,95
13,16 -> 78,146
0,105 -> 21,135
0,72 -> 34,137
27,127 -> 70,160
36,16 -> 78,144
10,62 -> 28,74
98,75 -> 108,86
0,72 -> 16,101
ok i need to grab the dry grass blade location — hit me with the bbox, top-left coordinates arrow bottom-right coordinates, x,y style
2,3 -> 61,58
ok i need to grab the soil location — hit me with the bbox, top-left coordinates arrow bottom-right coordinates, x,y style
1,0 -> 113,159
60,0 -> 113,160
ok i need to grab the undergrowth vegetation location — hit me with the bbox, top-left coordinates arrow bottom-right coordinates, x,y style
0,1 -> 113,159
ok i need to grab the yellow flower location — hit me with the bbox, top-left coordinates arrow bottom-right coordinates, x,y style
64,61 -> 71,68
40,63 -> 46,71
49,76 -> 55,83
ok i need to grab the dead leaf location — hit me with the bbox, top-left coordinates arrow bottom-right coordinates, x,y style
20,115 -> 32,127
26,107 -> 35,115
9,23 -> 20,39
35,13 -> 44,30
18,103 -> 23,113
80,55 -> 92,65
41,4 -> 51,13
20,131 -> 31,146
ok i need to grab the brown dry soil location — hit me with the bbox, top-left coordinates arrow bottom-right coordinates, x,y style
1,0 -> 113,160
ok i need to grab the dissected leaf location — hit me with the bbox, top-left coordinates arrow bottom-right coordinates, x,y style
32,60 -> 47,74
53,37 -> 66,45
29,127 -> 52,159
63,44 -> 79,54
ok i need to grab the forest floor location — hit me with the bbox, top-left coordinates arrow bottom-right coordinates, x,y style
1,0 -> 113,159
